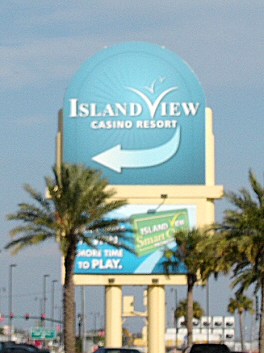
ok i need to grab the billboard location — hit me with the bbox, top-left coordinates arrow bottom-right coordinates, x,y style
74,204 -> 196,275
63,42 -> 206,185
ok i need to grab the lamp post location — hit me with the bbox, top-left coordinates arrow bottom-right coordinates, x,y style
92,312 -> 99,331
43,274 -> 50,327
0,287 -> 6,313
9,264 -> 17,340
51,280 -> 58,328
81,286 -> 86,353
147,194 -> 167,213
171,288 -> 178,348
206,278 -> 210,343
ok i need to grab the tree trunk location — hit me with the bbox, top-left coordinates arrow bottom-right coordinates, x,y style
239,312 -> 245,352
63,240 -> 77,353
259,276 -> 264,353
187,274 -> 195,347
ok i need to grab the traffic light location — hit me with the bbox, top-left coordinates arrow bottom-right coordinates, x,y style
41,313 -> 45,321
25,313 -> 29,320
77,313 -> 83,323
9,313 -> 14,319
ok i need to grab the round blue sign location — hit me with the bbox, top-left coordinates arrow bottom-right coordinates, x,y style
63,42 -> 206,185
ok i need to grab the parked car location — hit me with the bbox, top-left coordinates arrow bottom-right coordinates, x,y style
94,348 -> 141,353
0,342 -> 50,353
9,344 -> 49,353
190,344 -> 231,353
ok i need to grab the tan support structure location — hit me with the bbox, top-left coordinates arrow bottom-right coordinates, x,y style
65,106 -> 224,352
105,285 -> 122,347
148,285 -> 166,353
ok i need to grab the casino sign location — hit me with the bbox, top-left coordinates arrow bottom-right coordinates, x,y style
63,42 -> 206,185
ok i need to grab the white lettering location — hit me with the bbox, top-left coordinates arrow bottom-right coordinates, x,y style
91,259 -> 122,269
103,104 -> 115,116
136,120 -> 177,129
174,219 -> 185,227
181,102 -> 200,116
130,103 -> 142,116
161,102 -> 167,116
91,120 -> 133,129
79,103 -> 89,117
69,98 -> 78,118
140,222 -> 168,235
115,103 -> 127,116
170,103 -> 181,116
69,99 -> 200,118
77,249 -> 102,257
90,103 -> 101,117
78,261 -> 90,269
104,249 -> 123,257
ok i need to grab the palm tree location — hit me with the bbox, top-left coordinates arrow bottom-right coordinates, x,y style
175,299 -> 204,323
163,228 -> 209,347
228,293 -> 254,351
212,170 -> 264,353
5,163 -> 130,353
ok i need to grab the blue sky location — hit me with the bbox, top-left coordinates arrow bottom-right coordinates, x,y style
1,1 -> 263,336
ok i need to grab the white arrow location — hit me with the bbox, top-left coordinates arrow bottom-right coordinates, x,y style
92,126 -> 181,173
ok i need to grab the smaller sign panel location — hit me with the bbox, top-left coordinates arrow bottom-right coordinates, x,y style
74,204 -> 196,275
30,327 -> 56,340
131,209 -> 189,257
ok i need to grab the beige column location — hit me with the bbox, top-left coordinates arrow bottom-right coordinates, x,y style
205,107 -> 215,186
105,285 -> 122,347
147,285 -> 166,353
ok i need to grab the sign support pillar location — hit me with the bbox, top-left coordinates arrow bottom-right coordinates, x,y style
105,285 -> 122,347
148,284 -> 165,353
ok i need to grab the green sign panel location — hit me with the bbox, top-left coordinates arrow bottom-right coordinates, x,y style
30,327 -> 56,340
131,208 -> 189,256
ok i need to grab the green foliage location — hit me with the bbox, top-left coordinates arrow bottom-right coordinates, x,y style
162,171 -> 264,349
212,170 -> 264,293
228,293 -> 254,352
209,170 -> 264,353
5,163 -> 130,353
228,293 -> 254,315
163,228 -> 210,346
6,163 -> 131,256
163,228 -> 210,281
175,299 -> 204,320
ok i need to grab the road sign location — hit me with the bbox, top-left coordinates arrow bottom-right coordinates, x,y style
30,327 -> 56,340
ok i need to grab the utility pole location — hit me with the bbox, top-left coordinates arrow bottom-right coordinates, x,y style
82,286 -> 86,353
43,274 -> 50,327
9,264 -> 17,340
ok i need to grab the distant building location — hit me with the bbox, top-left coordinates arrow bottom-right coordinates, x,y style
165,316 -> 235,349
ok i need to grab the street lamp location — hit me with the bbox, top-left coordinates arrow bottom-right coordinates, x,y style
51,280 -> 58,328
147,194 -> 167,213
9,264 -> 17,340
89,311 -> 100,331
171,288 -> 178,348
43,274 -> 50,327
81,286 -> 86,353
94,312 -> 100,331
206,278 -> 210,343
0,287 -> 6,313
34,297 -> 42,319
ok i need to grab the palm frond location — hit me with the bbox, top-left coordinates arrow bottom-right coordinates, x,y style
5,231 -> 54,254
